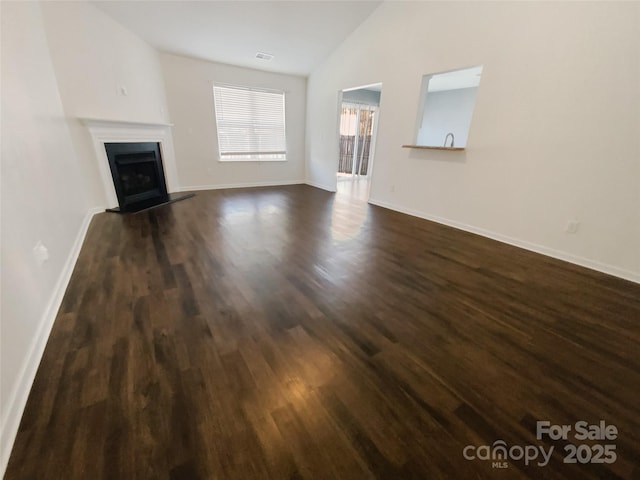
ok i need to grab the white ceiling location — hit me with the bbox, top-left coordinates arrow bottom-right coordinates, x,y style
92,1 -> 383,77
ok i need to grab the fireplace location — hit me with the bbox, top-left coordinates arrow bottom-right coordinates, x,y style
82,118 -> 194,213
105,142 -> 169,212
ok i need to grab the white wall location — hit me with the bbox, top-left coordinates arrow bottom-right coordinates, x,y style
160,53 -> 306,190
40,1 -> 173,208
0,2 -> 97,473
1,1 -> 176,474
306,1 -> 640,281
418,87 -> 478,147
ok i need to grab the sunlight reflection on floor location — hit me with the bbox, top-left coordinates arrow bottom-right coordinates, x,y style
336,174 -> 369,202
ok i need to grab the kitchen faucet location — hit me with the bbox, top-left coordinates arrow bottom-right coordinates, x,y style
444,132 -> 455,147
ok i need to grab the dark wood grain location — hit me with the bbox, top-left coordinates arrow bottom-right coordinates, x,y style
5,185 -> 640,479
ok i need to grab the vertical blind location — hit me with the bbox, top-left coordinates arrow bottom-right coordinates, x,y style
213,84 -> 287,161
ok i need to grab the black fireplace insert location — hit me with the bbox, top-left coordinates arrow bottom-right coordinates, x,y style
105,142 -> 169,212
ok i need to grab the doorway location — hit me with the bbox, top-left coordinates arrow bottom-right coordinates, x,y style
337,83 -> 381,201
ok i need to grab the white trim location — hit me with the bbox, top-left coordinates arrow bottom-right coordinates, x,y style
343,82 -> 382,93
80,118 -> 180,209
212,82 -> 284,95
175,179 -> 304,192
305,180 -> 337,193
0,206 -> 103,476
364,101 -> 380,201
368,198 -> 640,284
78,117 -> 173,128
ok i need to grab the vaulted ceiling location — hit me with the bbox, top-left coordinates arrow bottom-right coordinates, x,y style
92,1 -> 382,77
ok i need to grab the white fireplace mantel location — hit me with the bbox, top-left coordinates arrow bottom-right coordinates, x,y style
80,117 -> 180,209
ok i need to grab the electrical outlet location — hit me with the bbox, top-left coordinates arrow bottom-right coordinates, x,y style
390,184 -> 396,193
33,241 -> 50,266
566,220 -> 580,234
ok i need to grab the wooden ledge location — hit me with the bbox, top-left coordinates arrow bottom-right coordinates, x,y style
402,145 -> 465,151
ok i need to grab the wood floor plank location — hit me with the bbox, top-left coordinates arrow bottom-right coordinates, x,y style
5,185 -> 640,479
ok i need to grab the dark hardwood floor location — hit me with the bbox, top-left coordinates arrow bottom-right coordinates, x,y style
5,184 -> 640,479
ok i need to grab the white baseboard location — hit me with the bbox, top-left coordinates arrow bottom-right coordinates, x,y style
175,179 -> 304,192
305,180 -> 337,192
368,198 -> 640,284
0,206 -> 103,477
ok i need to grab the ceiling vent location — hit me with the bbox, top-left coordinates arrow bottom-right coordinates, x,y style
255,52 -> 274,61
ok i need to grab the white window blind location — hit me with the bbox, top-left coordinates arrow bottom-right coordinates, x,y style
213,84 -> 287,161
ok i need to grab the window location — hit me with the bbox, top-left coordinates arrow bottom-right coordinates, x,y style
213,83 -> 287,161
